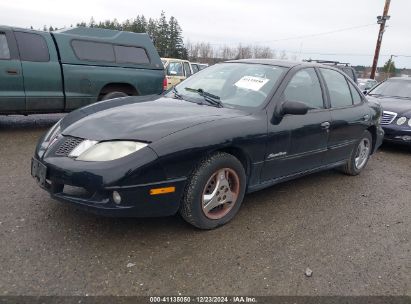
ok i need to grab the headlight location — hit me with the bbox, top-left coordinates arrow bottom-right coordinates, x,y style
75,141 -> 147,161
408,118 -> 411,127
44,120 -> 61,147
397,117 -> 407,125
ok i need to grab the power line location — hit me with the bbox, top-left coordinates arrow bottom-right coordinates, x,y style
206,23 -> 376,46
251,23 -> 376,44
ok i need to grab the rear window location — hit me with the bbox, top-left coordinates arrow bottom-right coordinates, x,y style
72,40 -> 150,64
15,32 -> 49,62
114,45 -> 150,64
340,67 -> 355,80
0,33 -> 10,59
348,82 -> 362,104
72,40 -> 115,62
320,68 -> 353,108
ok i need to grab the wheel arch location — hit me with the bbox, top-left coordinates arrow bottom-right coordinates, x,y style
212,146 -> 251,179
367,125 -> 377,154
98,83 -> 139,100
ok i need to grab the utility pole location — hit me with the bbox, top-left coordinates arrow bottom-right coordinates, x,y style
370,0 -> 391,79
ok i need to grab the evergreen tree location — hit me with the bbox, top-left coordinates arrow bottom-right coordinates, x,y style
168,16 -> 185,58
383,58 -> 396,75
146,18 -> 158,44
89,17 -> 96,28
155,11 -> 169,57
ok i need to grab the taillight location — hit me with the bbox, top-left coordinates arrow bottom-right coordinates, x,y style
163,77 -> 168,92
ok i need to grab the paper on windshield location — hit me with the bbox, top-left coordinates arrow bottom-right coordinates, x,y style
234,76 -> 269,91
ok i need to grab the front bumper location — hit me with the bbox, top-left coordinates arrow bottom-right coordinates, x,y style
31,155 -> 187,217
382,124 -> 411,145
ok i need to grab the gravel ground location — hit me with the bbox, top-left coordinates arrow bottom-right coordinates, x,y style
0,114 -> 410,296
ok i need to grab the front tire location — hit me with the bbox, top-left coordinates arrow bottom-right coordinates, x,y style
179,152 -> 246,229
340,130 -> 372,176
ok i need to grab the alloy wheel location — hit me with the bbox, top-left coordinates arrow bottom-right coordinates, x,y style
202,168 -> 240,220
355,138 -> 371,170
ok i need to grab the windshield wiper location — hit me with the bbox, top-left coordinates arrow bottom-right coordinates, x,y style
184,87 -> 223,108
368,93 -> 411,100
386,95 -> 411,100
172,87 -> 184,100
367,93 -> 383,97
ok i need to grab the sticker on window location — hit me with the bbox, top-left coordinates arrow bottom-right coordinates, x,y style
235,76 -> 269,91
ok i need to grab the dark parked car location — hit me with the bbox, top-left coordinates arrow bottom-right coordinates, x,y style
0,26 -> 164,115
367,77 -> 411,145
32,59 -> 383,229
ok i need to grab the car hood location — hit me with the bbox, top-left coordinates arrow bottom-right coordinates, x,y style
60,95 -> 249,142
367,96 -> 411,117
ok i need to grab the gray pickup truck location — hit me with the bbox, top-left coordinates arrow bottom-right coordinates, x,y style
0,26 -> 164,115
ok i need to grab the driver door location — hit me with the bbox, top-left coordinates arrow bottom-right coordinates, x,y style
261,68 -> 331,181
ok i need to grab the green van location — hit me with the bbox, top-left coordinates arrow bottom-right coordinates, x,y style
0,26 -> 164,114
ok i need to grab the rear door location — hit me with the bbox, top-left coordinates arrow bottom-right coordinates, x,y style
319,68 -> 369,163
261,67 -> 331,181
14,31 -> 64,112
0,29 -> 25,113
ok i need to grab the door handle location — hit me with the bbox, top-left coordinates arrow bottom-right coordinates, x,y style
6,69 -> 19,75
320,121 -> 330,129
363,114 -> 370,121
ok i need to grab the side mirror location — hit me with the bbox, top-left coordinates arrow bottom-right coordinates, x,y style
281,100 -> 310,116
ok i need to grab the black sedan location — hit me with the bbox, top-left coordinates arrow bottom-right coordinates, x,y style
32,59 -> 384,229
367,77 -> 411,145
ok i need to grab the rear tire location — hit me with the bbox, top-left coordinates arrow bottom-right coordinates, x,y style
340,130 -> 372,176
101,91 -> 128,101
179,152 -> 246,230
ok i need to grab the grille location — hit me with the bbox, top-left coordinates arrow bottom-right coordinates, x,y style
381,111 -> 397,125
55,136 -> 84,156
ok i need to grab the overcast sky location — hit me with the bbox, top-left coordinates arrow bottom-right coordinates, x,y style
1,0 -> 411,68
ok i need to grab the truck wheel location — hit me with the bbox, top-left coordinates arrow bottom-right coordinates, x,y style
340,130 -> 372,176
101,91 -> 128,101
179,152 -> 246,230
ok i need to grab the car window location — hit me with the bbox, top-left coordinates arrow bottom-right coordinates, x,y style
341,67 -> 355,80
72,40 -> 115,62
15,32 -> 49,62
167,62 -> 184,76
320,68 -> 353,108
348,82 -> 362,104
283,68 -> 324,109
114,45 -> 150,64
0,33 -> 10,59
183,62 -> 192,77
171,62 -> 286,109
192,64 -> 199,73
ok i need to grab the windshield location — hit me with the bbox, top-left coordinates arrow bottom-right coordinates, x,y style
167,63 -> 287,108
369,79 -> 411,99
